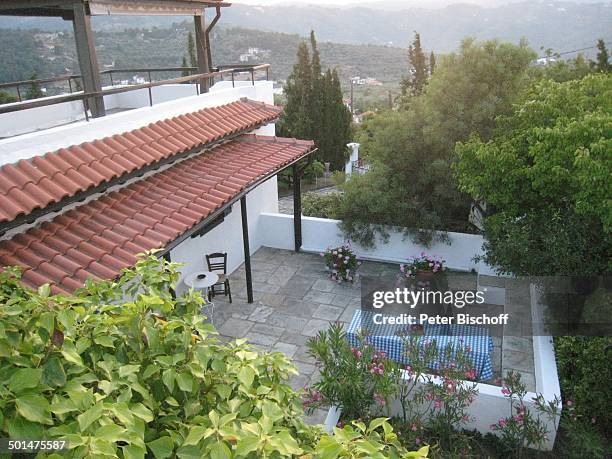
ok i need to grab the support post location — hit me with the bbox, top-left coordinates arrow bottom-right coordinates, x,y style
240,196 -> 254,303
194,15 -> 210,94
293,164 -> 303,252
72,3 -> 105,117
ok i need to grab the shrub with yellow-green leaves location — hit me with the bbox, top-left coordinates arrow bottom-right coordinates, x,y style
0,253 -> 426,459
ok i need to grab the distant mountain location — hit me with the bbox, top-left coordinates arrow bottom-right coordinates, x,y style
0,1 -> 610,54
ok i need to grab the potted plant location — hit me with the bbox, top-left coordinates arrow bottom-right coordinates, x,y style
321,244 -> 360,283
400,253 -> 446,279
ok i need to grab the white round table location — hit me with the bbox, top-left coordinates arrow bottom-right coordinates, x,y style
185,271 -> 219,323
185,271 -> 219,290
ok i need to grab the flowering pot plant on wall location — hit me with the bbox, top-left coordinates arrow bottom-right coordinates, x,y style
321,244 -> 361,283
400,253 -> 446,279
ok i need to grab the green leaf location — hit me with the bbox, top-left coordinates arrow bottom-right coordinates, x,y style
183,426 -> 207,446
123,445 -> 146,459
7,416 -> 44,439
9,368 -> 43,393
215,384 -> 232,400
118,364 -> 141,378
77,402 -> 104,431
261,400 -> 284,422
147,436 -> 174,459
162,369 -> 175,392
237,366 -> 255,388
95,423 -> 127,442
43,357 -> 67,387
367,418 -> 388,434
176,372 -> 193,392
16,394 -> 52,425
94,335 -> 115,348
235,435 -> 261,457
61,342 -> 84,366
38,284 -> 51,297
208,441 -> 232,459
130,403 -> 154,422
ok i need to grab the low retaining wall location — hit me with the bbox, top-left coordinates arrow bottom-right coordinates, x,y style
258,213 -> 498,275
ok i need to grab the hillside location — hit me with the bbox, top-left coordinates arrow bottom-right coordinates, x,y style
1,0 -> 610,53
0,25 -> 409,92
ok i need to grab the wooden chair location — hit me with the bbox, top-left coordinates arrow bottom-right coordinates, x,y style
205,252 -> 232,303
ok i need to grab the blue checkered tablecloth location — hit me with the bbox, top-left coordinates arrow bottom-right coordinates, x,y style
346,310 -> 494,380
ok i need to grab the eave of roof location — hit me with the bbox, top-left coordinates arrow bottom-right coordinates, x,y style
0,135 -> 314,294
0,99 -> 281,228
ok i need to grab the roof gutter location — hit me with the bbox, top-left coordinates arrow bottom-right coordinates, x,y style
206,5 -> 222,68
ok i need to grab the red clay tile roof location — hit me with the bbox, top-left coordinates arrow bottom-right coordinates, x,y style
0,135 -> 313,294
0,99 -> 281,223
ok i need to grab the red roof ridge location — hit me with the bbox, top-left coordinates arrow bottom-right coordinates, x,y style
239,133 -> 315,147
0,99 -> 282,224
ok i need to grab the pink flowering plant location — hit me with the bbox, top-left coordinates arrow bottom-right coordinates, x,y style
304,323 -> 399,420
394,336 -> 479,450
400,253 -> 446,278
321,244 -> 360,283
491,371 -> 561,458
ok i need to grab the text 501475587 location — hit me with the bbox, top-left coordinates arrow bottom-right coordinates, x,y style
0,439 -> 69,453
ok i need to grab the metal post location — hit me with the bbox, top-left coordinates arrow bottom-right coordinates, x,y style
68,78 -> 73,93
16,85 -> 21,102
266,67 -> 269,81
293,164 -> 303,252
251,69 -> 255,86
109,72 -> 114,87
240,196 -> 254,303
82,98 -> 90,122
72,2 -> 105,117
231,72 -> 235,88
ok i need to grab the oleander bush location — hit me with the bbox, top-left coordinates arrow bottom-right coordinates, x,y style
0,253 -> 426,458
554,336 -> 612,437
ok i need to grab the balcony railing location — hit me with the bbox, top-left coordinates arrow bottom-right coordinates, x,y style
0,64 -> 271,120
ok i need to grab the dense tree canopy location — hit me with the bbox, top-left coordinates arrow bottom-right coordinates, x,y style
454,74 -> 612,275
338,39 -> 537,246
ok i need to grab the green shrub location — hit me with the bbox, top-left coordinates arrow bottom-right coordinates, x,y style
0,254 -> 426,458
302,192 -> 343,219
554,336 -> 612,436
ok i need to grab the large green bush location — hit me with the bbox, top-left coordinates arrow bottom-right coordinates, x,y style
0,254 -> 425,458
302,192 -> 343,219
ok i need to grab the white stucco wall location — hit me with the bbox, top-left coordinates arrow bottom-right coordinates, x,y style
258,213 -> 498,275
0,80 -> 274,165
169,176 -> 279,295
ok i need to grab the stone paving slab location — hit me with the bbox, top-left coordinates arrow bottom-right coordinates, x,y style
208,247 -> 533,422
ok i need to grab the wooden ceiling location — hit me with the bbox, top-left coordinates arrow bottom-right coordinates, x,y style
0,0 -> 230,18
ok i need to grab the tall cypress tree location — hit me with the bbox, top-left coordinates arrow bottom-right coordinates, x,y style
429,51 -> 436,75
187,32 -> 197,68
280,41 -> 312,140
595,39 -> 610,72
281,31 -> 352,171
401,31 -> 429,97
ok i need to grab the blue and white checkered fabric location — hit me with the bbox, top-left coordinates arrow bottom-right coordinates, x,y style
346,310 -> 494,380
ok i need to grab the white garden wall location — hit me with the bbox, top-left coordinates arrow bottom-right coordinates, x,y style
258,213 -> 498,275
170,176 -> 279,296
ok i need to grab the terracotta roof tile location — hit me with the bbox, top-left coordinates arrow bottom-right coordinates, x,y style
0,136 -> 313,293
0,100 -> 281,223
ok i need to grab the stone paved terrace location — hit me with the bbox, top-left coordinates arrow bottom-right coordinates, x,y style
205,248 -> 535,422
